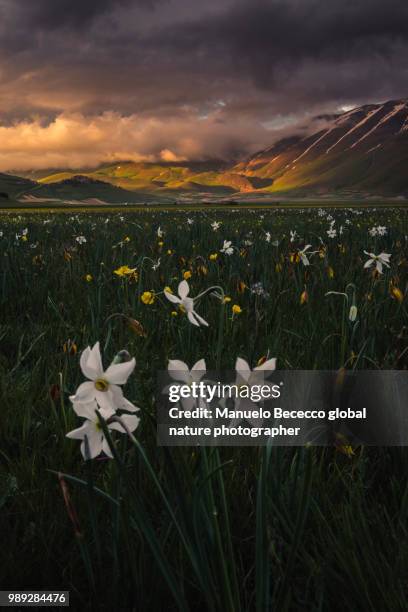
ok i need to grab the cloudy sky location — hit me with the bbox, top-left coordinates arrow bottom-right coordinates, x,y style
0,0 -> 407,170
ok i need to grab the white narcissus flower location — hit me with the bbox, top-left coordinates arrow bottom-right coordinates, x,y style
298,244 -> 313,266
221,240 -> 233,255
235,356 -> 277,388
363,251 -> 391,274
211,221 -> 221,231
152,257 -> 161,271
168,358 -> 206,384
290,230 -> 297,243
167,359 -> 207,411
66,401 -> 139,460
327,228 -> 337,239
70,342 -> 136,412
164,280 -> 209,327
157,226 -> 164,237
228,357 -> 277,427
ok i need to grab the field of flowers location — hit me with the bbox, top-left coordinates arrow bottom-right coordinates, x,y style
1,205 -> 408,611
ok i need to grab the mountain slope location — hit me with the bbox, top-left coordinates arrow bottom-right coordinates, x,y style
234,99 -> 408,195
36,161 -> 251,195
28,175 -> 157,203
0,173 -> 37,199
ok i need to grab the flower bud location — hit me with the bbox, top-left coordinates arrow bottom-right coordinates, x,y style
349,305 -> 358,322
113,350 -> 132,364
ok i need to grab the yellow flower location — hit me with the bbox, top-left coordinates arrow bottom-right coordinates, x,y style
171,311 -> 178,317
167,249 -> 173,255
183,270 -> 192,280
114,265 -> 137,277
275,263 -> 282,273
209,253 -> 218,261
21,235 -> 28,242
237,281 -> 247,293
334,433 -> 355,458
123,236 -> 131,243
85,274 -> 93,282
164,286 -> 173,294
327,266 -> 335,279
390,286 -> 404,303
141,291 -> 155,305
223,296 -> 232,303
158,241 -> 164,247
232,304 -> 242,314
290,252 -> 300,264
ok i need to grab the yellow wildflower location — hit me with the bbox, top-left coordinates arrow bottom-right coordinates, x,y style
390,286 -> 404,302
141,291 -> 155,305
85,274 -> 93,282
183,270 -> 192,280
209,253 -> 218,261
223,296 -> 232,303
334,433 -> 355,458
114,265 -> 137,277
232,304 -> 242,314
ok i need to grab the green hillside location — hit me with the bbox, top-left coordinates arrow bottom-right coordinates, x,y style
0,173 -> 37,200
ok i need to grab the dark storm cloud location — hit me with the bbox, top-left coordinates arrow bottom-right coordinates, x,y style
151,0 -> 408,96
4,0 -> 163,29
0,0 -> 407,168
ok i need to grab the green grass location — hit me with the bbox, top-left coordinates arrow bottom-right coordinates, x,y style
1,206 -> 408,610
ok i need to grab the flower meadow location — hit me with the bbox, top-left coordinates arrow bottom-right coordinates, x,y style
1,206 -> 408,610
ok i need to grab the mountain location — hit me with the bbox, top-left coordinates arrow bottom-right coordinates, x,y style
2,98 -> 408,204
234,98 -> 408,196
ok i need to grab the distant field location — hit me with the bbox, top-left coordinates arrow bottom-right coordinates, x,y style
1,197 -> 407,213
1,206 -> 408,610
